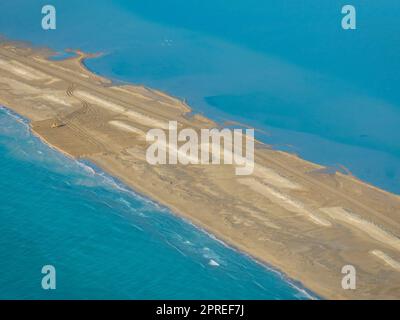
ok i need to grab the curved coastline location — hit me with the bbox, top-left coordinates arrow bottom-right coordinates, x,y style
1,40 -> 400,299
0,104 -> 315,299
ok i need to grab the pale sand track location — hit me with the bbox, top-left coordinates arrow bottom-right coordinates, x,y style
253,165 -> 302,190
0,57 -> 49,80
41,93 -> 72,107
238,178 -> 331,227
109,120 -> 145,136
370,250 -> 400,271
321,207 -> 400,252
1,42 -> 400,299
74,90 -> 169,129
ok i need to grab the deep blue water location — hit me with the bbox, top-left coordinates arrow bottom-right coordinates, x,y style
0,0 -> 398,193
0,107 -> 309,299
0,0 -> 398,298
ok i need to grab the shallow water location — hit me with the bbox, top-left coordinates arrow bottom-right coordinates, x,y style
1,0 -> 398,193
0,0 -> 398,299
0,107 -> 310,299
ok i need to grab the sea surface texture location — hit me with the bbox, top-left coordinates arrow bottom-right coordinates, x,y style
0,0 -> 398,298
1,0 -> 398,192
0,108 -> 309,299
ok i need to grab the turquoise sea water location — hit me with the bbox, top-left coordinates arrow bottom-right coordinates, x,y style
1,0 -> 398,193
0,0 -> 398,298
0,107 -> 309,299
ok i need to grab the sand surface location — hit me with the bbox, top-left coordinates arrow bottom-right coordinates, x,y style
0,41 -> 399,299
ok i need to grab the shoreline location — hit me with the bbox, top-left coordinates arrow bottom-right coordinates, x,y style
1,41 -> 400,299
87,157 -> 318,300
0,103 -> 315,299
79,48 -> 400,199
4,38 -> 398,198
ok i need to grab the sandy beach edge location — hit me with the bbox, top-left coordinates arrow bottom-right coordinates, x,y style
0,103 -> 317,299
2,39 -> 400,299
